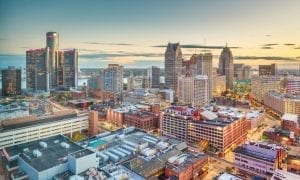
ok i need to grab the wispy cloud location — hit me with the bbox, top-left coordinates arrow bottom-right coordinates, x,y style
261,46 -> 273,49
262,43 -> 278,46
0,38 -> 7,41
294,46 -> 300,49
83,42 -> 133,46
235,56 -> 300,61
284,43 -> 295,46
265,34 -> 272,37
152,44 -> 240,49
79,51 -> 163,60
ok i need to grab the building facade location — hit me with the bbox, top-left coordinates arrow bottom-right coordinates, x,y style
195,53 -> 213,100
251,76 -> 282,103
284,76 -> 300,94
218,46 -> 234,90
264,92 -> 300,116
101,64 -> 124,93
178,75 -> 209,107
1,66 -> 21,96
212,74 -> 226,96
147,66 -> 160,88
259,63 -> 277,76
164,43 -> 183,91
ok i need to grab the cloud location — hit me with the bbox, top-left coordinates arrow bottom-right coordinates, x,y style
294,46 -> 300,49
79,51 -> 163,60
265,35 -> 272,37
261,46 -> 273,49
0,38 -> 7,41
152,44 -> 240,49
262,43 -> 278,46
284,43 -> 295,46
83,42 -> 133,46
235,56 -> 300,61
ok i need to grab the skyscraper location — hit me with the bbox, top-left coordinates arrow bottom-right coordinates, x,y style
195,53 -> 213,100
2,66 -> 21,96
178,75 -> 208,107
26,32 -> 78,91
101,64 -> 124,93
46,32 -> 59,88
58,49 -> 78,87
147,66 -> 160,88
219,46 -> 234,90
165,43 -> 183,91
26,48 -> 50,91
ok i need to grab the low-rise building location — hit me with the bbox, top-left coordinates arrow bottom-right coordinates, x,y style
165,153 -> 208,179
281,113 -> 299,135
0,111 -> 89,148
271,169 -> 300,180
287,149 -> 300,175
264,92 -> 300,116
124,111 -> 159,131
233,142 -> 285,175
2,135 -> 97,180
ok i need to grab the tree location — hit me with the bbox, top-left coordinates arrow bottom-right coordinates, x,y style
72,132 -> 86,142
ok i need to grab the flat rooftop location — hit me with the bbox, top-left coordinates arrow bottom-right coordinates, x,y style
3,135 -> 84,172
1,113 -> 78,132
69,148 -> 94,159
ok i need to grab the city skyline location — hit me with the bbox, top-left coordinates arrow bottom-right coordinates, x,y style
0,0 -> 300,69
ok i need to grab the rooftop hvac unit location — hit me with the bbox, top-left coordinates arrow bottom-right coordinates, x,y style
39,141 -> 47,148
33,149 -> 42,157
61,142 -> 70,149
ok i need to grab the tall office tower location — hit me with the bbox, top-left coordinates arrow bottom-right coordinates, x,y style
2,66 -> 21,96
147,66 -> 160,88
259,63 -> 277,76
88,75 -> 104,90
57,49 -> 78,87
195,53 -> 213,100
218,46 -> 234,90
165,43 -> 183,91
101,64 -> 124,93
46,32 -> 59,88
26,48 -> 50,92
178,75 -> 208,107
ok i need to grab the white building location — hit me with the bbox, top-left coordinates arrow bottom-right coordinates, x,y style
178,75 -> 208,107
264,92 -> 300,116
251,75 -> 282,103
0,113 -> 89,148
234,142 -> 284,175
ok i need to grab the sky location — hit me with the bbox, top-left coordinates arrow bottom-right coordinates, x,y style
0,0 -> 300,68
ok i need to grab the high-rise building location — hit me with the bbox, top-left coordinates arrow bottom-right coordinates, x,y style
26,48 -> 50,91
1,66 -> 22,96
46,32 -> 59,88
178,75 -> 208,107
101,64 -> 124,93
234,64 -> 252,81
195,53 -> 213,100
165,43 -> 183,91
259,63 -> 277,76
88,75 -> 104,90
57,49 -> 78,87
147,66 -> 160,88
251,75 -> 282,103
26,32 -> 78,92
218,46 -> 234,90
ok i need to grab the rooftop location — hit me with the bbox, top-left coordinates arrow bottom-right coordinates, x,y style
3,135 -> 84,172
1,112 -> 78,132
166,153 -> 208,174
69,148 -> 94,159
271,169 -> 300,180
282,113 -> 298,123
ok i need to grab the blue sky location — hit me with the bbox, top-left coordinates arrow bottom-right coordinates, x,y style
0,0 -> 299,68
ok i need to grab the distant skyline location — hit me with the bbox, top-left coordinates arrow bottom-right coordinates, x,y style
0,0 -> 300,68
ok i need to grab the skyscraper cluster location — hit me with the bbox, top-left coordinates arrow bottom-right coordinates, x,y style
164,42 -> 234,105
26,32 -> 78,92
